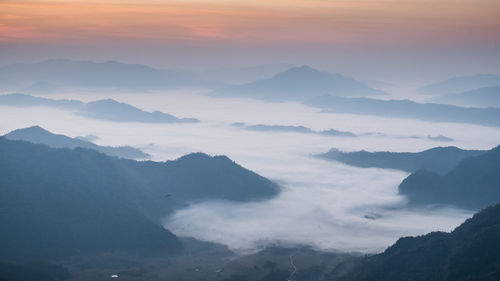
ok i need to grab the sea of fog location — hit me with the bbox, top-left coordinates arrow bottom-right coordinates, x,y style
2,90 -> 500,253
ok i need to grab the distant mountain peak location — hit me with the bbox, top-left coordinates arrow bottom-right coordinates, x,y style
274,65 -> 323,78
7,125 -> 51,135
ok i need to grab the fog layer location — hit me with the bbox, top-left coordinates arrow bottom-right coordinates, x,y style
2,91 -> 500,253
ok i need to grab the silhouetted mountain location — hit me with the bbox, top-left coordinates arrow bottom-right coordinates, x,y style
419,74 -> 500,96
399,145 -> 500,210
4,126 -> 149,159
430,85 -> 500,108
235,123 -> 356,137
304,95 -> 500,127
352,203 -> 500,281
81,99 -> 199,123
0,138 -> 278,262
0,93 -> 199,123
316,146 -> 485,175
213,65 -> 385,101
0,59 -> 219,92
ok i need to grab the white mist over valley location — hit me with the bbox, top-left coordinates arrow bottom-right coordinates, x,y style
2,90 -> 498,253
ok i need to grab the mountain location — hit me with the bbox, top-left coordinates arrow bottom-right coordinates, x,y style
398,145 -> 500,210
0,138 -> 278,262
0,93 -> 199,123
0,59 -> 219,92
234,123 -> 356,137
419,74 -> 500,96
81,99 -> 199,123
4,126 -> 149,159
351,203 -> 500,281
304,94 -> 500,127
430,85 -> 500,108
316,146 -> 486,175
213,65 -> 385,101
0,93 -> 83,109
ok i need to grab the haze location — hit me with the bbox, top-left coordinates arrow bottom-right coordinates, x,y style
1,0 -> 500,83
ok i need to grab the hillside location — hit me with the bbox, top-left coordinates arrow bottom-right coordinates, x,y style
398,145 -> 500,210
0,138 -> 278,262
4,126 -> 149,159
352,203 -> 500,281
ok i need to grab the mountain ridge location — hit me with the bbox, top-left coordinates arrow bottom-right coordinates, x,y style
212,65 -> 385,101
4,125 -> 150,159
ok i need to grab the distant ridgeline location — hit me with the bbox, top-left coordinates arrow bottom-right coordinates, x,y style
430,86 -> 500,108
4,126 -> 149,160
317,145 -> 500,210
304,95 -> 500,127
0,93 -> 199,123
212,65 -> 386,101
316,146 -> 486,175
350,203 -> 500,281
232,123 -> 356,137
419,74 -> 500,96
399,145 -> 500,210
0,59 -> 220,92
0,137 -> 278,262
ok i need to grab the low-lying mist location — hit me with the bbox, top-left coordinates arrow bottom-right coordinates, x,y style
2,90 -> 500,253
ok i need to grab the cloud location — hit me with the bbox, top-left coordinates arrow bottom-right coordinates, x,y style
1,91 -> 499,253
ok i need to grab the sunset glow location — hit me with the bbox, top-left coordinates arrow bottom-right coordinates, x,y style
1,0 -> 499,46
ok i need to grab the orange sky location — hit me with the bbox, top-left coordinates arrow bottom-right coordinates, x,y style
1,0 -> 499,46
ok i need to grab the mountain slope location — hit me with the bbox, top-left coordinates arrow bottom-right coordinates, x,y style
304,94 -> 500,127
352,203 -> 500,281
398,145 -> 500,210
213,65 -> 385,101
430,85 -> 500,108
0,59 -> 218,92
0,93 -> 199,123
4,125 -> 149,159
419,74 -> 500,96
0,138 -> 278,262
316,146 -> 486,175
81,99 -> 199,123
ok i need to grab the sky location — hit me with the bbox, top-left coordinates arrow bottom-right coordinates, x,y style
1,0 -> 500,81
